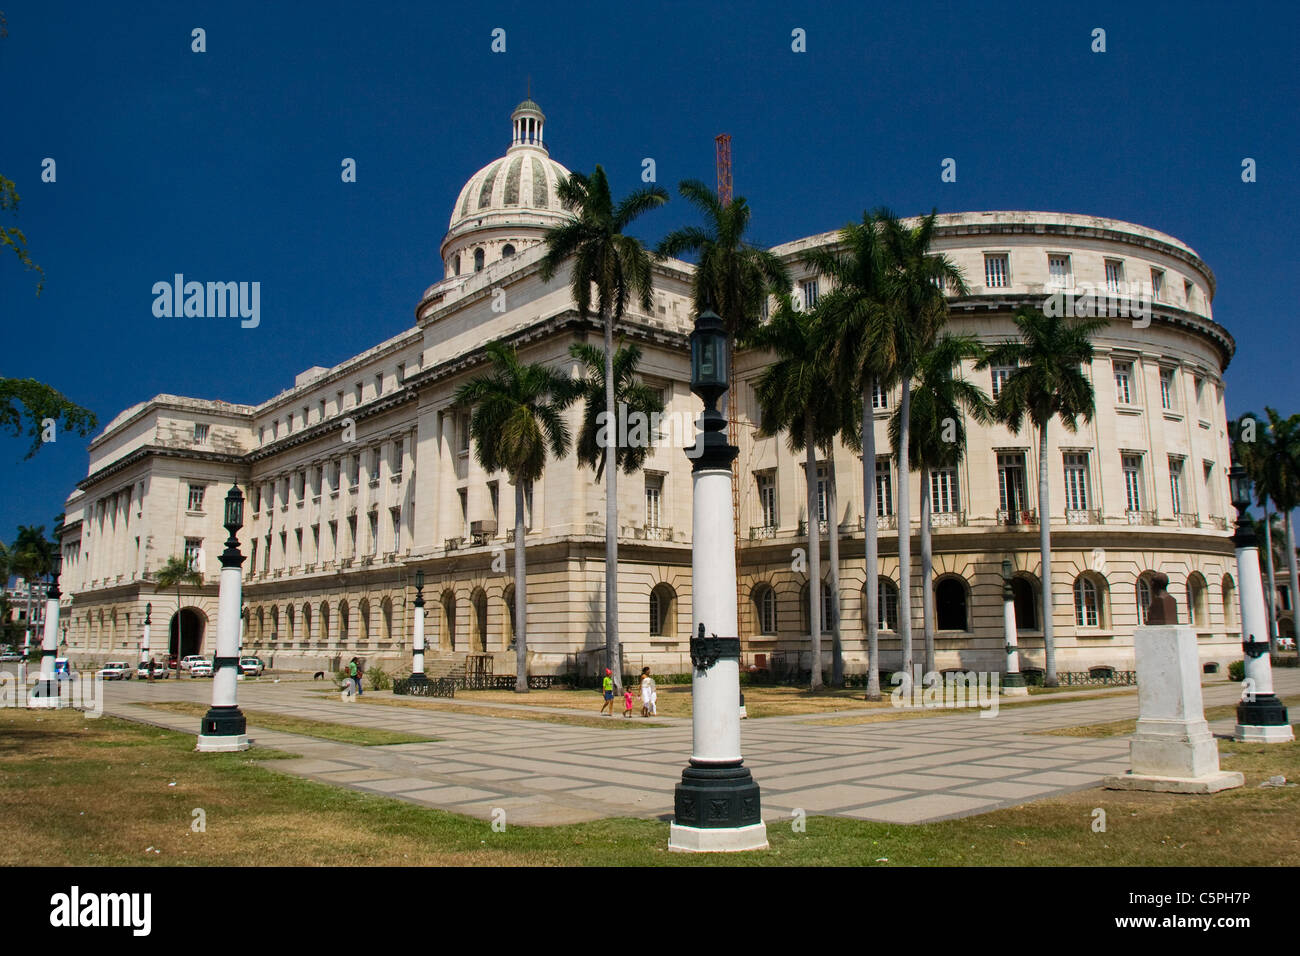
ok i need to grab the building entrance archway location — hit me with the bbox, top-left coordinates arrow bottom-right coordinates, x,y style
168,607 -> 207,659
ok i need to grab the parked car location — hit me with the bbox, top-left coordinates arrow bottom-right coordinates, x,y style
1280,637 -> 1297,652
0,650 -> 23,662
136,661 -> 170,680
239,656 -> 265,676
99,661 -> 133,680
179,655 -> 206,672
166,654 -> 179,669
188,659 -> 213,677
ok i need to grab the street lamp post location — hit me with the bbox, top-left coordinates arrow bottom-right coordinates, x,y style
1001,559 -> 1028,696
668,307 -> 766,853
197,484 -> 250,752
410,570 -> 428,687
141,602 -> 152,665
28,550 -> 63,708
1228,445 -> 1293,742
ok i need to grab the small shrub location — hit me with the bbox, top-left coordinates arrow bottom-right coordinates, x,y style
367,667 -> 392,691
1228,660 -> 1246,682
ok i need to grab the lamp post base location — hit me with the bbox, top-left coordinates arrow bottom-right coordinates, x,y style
668,764 -> 766,852
197,705 -> 250,752
1001,672 -> 1029,697
407,672 -> 430,688
1235,695 -> 1294,742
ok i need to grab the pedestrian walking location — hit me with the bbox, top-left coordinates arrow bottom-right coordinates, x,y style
600,668 -> 614,716
641,666 -> 657,717
623,686 -> 634,718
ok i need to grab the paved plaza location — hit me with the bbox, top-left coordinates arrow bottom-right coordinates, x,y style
86,670 -> 1300,827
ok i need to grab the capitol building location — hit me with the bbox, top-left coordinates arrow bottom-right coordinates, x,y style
57,100 -> 1242,679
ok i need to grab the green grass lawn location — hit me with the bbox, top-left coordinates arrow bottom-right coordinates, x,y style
2,708 -> 1297,866
135,701 -> 438,746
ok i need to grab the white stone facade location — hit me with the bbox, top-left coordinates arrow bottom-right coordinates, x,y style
59,102 -> 1240,678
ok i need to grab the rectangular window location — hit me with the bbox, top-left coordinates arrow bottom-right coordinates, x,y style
354,382 -> 363,405
871,379 -> 888,410
329,520 -> 338,556
1063,453 -> 1090,511
997,453 -> 1028,514
302,406 -> 309,428
391,438 -> 404,478
458,413 -> 471,454
391,507 -> 401,551
252,486 -> 261,512
991,365 -> 1015,401
801,279 -> 819,310
187,485 -> 205,512
1122,455 -> 1143,512
345,515 -> 357,555
488,481 -> 500,527
184,537 -> 202,571
1150,268 -> 1165,302
369,512 -> 379,554
258,426 -> 265,445
814,464 -> 829,524
1184,279 -> 1195,307
1194,376 -> 1206,417
193,423 -> 209,444
294,528 -> 303,565
1105,259 -> 1125,293
375,373 -> 383,397
318,399 -> 326,421
1047,254 -> 1072,288
1168,456 -> 1185,515
523,480 -> 534,529
311,524 -> 320,559
349,455 -> 360,489
930,467 -> 958,513
336,391 -> 344,415
1159,367 -> 1175,410
1113,361 -> 1133,404
397,362 -> 405,383
1203,460 -> 1216,510
369,448 -> 381,486
984,254 -> 1009,289
459,489 -> 468,537
875,457 -> 893,517
757,473 -> 777,528
645,474 -> 663,528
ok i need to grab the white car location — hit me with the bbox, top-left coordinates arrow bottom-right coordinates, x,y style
136,661 -> 170,680
99,661 -> 133,680
188,659 -> 213,677
179,655 -> 206,672
239,657 -> 265,676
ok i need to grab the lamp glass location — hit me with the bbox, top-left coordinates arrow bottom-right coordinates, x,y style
691,328 -> 726,388
224,484 -> 244,531
1229,464 -> 1251,512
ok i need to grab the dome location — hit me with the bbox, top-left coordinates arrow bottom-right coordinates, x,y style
440,99 -> 572,278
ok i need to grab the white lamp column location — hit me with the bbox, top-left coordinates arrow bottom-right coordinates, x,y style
410,569 -> 428,686
28,557 -> 63,708
1229,439 -> 1292,742
1001,559 -> 1028,696
668,307 -> 766,853
197,483 -> 250,752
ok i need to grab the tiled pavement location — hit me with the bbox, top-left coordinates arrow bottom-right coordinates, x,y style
95,670 -> 1300,827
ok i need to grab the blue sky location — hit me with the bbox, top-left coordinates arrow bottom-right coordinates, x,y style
1,0 -> 1298,545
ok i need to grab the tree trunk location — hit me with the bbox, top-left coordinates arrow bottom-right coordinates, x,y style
1038,422 -> 1057,686
603,306 -> 620,691
23,581 -> 32,653
828,456 -> 843,686
862,384 -> 880,700
897,378 -> 913,685
806,415 -> 823,691
1287,513 -> 1300,653
920,461 -> 935,675
514,479 -> 528,693
1263,505 -> 1279,655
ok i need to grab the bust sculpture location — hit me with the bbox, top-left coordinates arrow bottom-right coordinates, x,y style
1145,572 -> 1178,625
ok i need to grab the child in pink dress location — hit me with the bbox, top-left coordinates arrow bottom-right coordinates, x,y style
623,687 -> 634,718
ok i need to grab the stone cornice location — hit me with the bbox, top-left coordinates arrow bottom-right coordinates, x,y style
77,445 -> 248,493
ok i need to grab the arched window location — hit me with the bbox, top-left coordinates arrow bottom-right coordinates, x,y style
1136,572 -> 1157,626
650,584 -> 676,637
270,606 -> 280,643
874,578 -> 899,631
753,584 -> 777,635
286,604 -> 295,643
935,577 -> 969,631
502,586 -> 516,648
502,243 -> 516,258
359,598 -> 371,643
440,591 -> 457,650
474,248 -> 485,272
339,600 -> 350,644
257,607 -> 265,641
800,581 -> 835,633
302,603 -> 312,642
1012,575 -> 1038,630
454,254 -> 461,276
472,588 -> 488,652
319,602 -> 330,642
1222,574 -> 1237,629
1186,573 -> 1208,628
381,597 -> 393,643
1074,574 -> 1104,628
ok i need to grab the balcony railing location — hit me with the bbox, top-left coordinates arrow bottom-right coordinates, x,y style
1065,508 -> 1101,525
859,514 -> 897,531
1176,512 -> 1200,528
930,510 -> 966,528
797,519 -> 829,536
1206,515 -> 1228,530
470,531 -> 492,547
749,525 -> 778,540
997,509 -> 1038,527
444,537 -> 462,551
504,528 -> 532,542
1125,509 -> 1156,526
636,525 -> 673,541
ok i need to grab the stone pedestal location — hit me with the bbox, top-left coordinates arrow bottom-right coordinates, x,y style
1103,625 -> 1243,794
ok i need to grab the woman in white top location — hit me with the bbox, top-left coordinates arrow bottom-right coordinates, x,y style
640,666 -> 656,717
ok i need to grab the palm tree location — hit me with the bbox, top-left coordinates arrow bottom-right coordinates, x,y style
977,307 -> 1107,685
12,524 -> 56,652
752,295 -> 851,690
1247,409 -> 1300,653
155,554 -> 203,669
878,211 -> 969,685
540,165 -> 667,690
567,341 -> 666,482
888,334 -> 993,673
804,210 -> 894,698
455,341 -> 574,692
